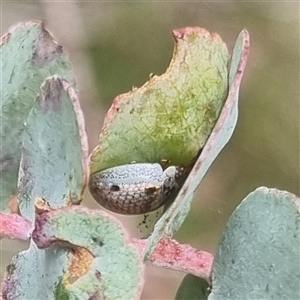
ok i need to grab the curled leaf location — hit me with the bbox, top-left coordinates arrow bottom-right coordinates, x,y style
2,206 -> 144,300
90,27 -> 229,174
33,206 -> 144,300
143,29 -> 250,259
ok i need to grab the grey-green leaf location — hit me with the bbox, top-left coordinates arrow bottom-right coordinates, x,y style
2,207 -> 144,300
209,187 -> 300,300
2,242 -> 69,300
18,76 -> 88,222
143,29 -> 250,260
32,206 -> 144,300
0,21 -> 74,211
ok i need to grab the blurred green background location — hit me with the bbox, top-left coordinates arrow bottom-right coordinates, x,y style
1,1 -> 299,299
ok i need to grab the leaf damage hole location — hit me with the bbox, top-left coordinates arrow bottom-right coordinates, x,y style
91,237 -> 104,247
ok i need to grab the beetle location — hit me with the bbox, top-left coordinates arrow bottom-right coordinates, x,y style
89,162 -> 185,214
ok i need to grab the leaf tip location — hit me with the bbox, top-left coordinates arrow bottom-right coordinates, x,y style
32,23 -> 64,66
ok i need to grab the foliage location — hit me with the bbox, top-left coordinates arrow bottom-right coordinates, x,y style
1,20 -> 299,300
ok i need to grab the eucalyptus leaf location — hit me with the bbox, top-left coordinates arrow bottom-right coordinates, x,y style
0,21 -> 74,210
90,27 -> 229,174
209,187 -> 300,300
33,206 -> 144,300
143,30 -> 250,260
1,242 -> 69,300
18,76 -> 88,222
2,207 -> 144,300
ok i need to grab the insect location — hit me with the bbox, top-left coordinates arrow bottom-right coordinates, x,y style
89,163 -> 185,215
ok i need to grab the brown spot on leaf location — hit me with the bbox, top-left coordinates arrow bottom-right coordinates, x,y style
68,247 -> 94,281
0,155 -> 14,174
39,77 -> 63,111
95,270 -> 101,279
91,236 -> 104,247
34,197 -> 52,214
89,292 -> 103,300
32,26 -> 63,66
8,194 -> 19,214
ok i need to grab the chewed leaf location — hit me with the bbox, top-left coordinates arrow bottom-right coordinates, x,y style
90,27 -> 229,174
18,76 -> 88,222
31,206 -> 144,300
2,207 -> 143,300
209,188 -> 300,300
143,30 -> 250,259
0,21 -> 74,210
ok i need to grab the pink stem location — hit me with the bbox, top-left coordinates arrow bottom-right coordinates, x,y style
0,212 -> 32,240
133,237 -> 213,283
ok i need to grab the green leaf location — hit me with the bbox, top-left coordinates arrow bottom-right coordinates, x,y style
209,187 -> 300,300
18,76 -> 88,222
2,242 -> 69,300
33,206 -> 144,300
175,274 -> 210,300
0,21 -> 74,211
143,30 -> 250,259
90,27 -> 229,174
2,206 -> 144,300
1,75 -> 90,299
